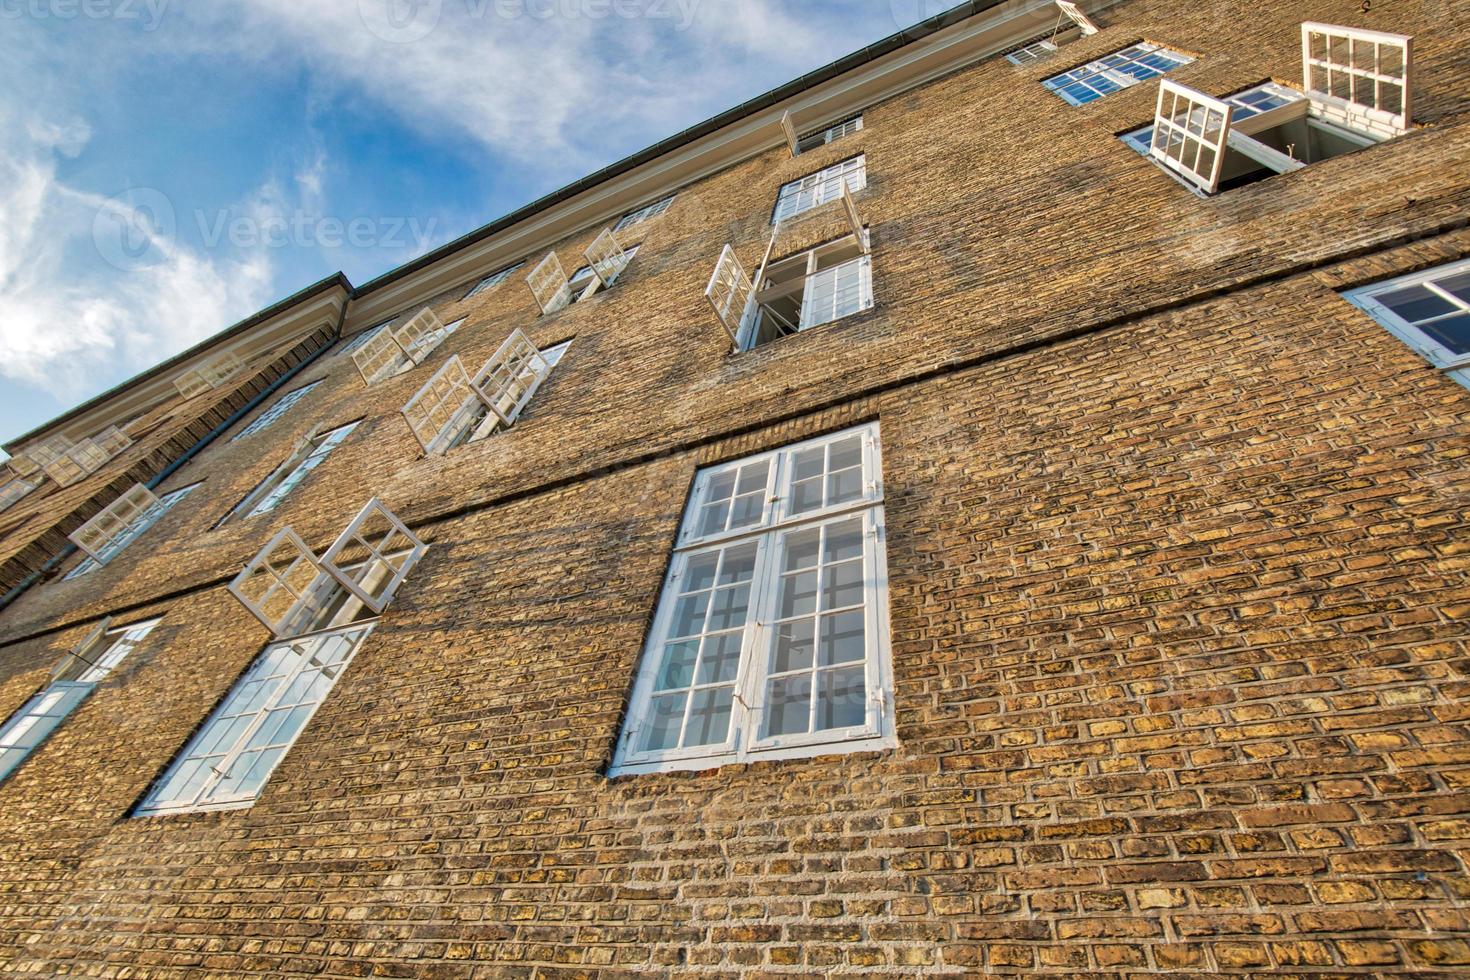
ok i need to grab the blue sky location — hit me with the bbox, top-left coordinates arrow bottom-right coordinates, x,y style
0,0 -> 956,449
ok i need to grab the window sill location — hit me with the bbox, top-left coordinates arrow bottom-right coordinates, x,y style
608,732 -> 896,779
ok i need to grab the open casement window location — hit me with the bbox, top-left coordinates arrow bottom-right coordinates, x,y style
23,435 -> 75,471
392,308 -> 456,365
773,156 -> 866,223
92,426 -> 134,459
135,623 -> 375,816
611,423 -> 893,777
320,499 -> 429,614
5,453 -> 41,479
1129,78 -> 1391,196
1150,80 -> 1234,195
352,328 -> 411,386
465,261 -> 526,299
614,195 -> 676,232
70,484 -> 161,562
1043,42 -> 1193,105
1303,22 -> 1412,139
1007,38 -> 1059,66
66,484 -> 199,578
706,245 -> 758,344
228,498 -> 426,638
43,438 -> 110,488
223,421 -> 359,524
1055,0 -> 1099,35
737,232 -> 873,351
1345,257 -> 1470,391
783,113 -> 864,156
174,352 -> 246,400
0,476 -> 39,513
528,252 -> 575,316
401,333 -> 566,455
585,229 -> 634,288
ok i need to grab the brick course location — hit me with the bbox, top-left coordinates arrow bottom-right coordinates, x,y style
0,0 -> 1467,973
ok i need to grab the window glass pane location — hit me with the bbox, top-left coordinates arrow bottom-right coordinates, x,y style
1378,285 -> 1456,323
1421,314 -> 1470,355
1440,273 -> 1470,305
817,666 -> 866,730
764,674 -> 812,737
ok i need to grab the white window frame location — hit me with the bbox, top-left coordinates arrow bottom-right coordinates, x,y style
339,322 -> 391,358
0,475 -> 39,513
614,195 -> 676,232
611,423 -> 894,777
1150,79 -> 1234,195
232,381 -> 323,442
0,618 -> 161,784
1007,38 -> 1059,66
68,482 -> 200,572
1055,0 -> 1099,35
1043,42 -> 1194,106
134,622 -> 376,817
734,231 -> 874,352
789,114 -> 864,156
1344,257 -> 1470,390
1302,22 -> 1412,139
222,421 -> 360,525
465,261 -> 526,299
772,156 -> 867,223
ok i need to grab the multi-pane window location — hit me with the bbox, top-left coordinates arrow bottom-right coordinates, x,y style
0,476 -> 38,513
795,115 -> 863,155
339,323 -> 390,357
136,624 -> 373,815
773,156 -> 866,223
232,382 -> 323,442
570,244 -> 642,296
611,423 -> 893,776
0,618 -> 161,783
67,484 -> 201,580
614,196 -> 676,232
1043,42 -> 1193,105
739,233 -> 873,350
140,499 -> 424,816
402,338 -> 571,456
1345,258 -> 1470,391
465,261 -> 526,299
222,421 -> 359,525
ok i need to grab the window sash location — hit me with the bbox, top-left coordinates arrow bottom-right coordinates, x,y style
465,261 -> 526,299
773,156 -> 866,223
1150,79 -> 1234,195
55,618 -> 161,684
320,499 -> 428,615
1301,22 -> 1411,138
238,422 -> 359,521
795,115 -> 863,154
614,195 -> 675,232
0,476 -> 38,513
614,426 -> 889,775
1345,258 -> 1470,373
799,254 -> 874,330
233,382 -> 323,442
136,624 -> 374,815
67,485 -> 200,579
0,683 -> 92,783
528,252 -> 573,315
1007,39 -> 1059,66
1043,42 -> 1193,106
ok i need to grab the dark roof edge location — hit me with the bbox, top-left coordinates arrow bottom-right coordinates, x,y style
5,272 -> 353,452
350,0 -> 1000,297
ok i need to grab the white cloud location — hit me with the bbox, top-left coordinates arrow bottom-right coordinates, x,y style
0,104 -> 277,398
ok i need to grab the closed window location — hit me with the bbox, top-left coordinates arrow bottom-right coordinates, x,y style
611,423 -> 894,776
0,618 -> 161,783
1043,42 -> 1193,105
232,381 -> 323,442
0,476 -> 38,513
1344,258 -> 1470,390
614,195 -> 676,232
220,421 -> 359,526
465,261 -> 526,299
67,484 -> 201,579
773,156 -> 866,223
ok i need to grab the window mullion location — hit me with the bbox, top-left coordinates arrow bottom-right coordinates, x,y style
736,528 -> 780,757
199,647 -> 310,806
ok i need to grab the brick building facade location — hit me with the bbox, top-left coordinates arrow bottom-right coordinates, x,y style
0,0 -> 1467,973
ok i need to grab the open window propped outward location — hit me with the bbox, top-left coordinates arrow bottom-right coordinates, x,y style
229,499 -> 427,637
1150,80 -> 1235,195
585,228 -> 633,288
1302,22 -> 1412,139
400,329 -> 561,456
174,352 -> 245,400
1055,1 -> 1099,35
528,252 -> 574,315
352,308 -> 463,385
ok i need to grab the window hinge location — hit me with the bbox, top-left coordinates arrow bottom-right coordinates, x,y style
870,690 -> 887,725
